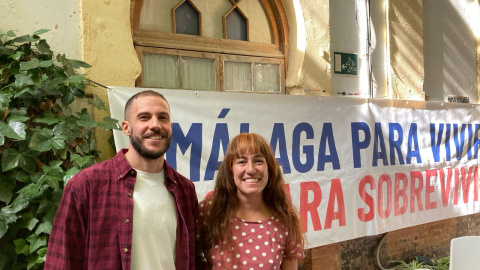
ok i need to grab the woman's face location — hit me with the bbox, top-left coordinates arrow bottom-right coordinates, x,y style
232,152 -> 269,199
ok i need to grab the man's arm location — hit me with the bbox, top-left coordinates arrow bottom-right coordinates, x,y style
44,179 -> 87,270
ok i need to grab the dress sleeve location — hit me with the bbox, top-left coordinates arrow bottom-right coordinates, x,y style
44,176 -> 88,270
283,235 -> 305,261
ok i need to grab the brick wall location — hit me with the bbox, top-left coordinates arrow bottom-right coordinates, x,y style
299,213 -> 480,270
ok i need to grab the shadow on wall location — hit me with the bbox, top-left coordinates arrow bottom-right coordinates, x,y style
388,0 -> 424,100
423,0 -> 478,102
298,3 -> 331,93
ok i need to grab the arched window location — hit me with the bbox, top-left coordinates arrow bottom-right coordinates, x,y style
131,0 -> 288,93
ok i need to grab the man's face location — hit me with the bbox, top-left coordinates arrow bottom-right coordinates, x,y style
122,95 -> 172,160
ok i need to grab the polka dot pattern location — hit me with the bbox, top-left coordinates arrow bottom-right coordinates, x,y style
197,199 -> 304,270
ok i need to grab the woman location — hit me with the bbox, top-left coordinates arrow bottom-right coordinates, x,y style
197,133 -> 305,270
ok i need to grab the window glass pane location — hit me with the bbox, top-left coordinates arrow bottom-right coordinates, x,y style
181,57 -> 216,90
226,8 -> 247,41
142,53 -> 180,88
254,63 -> 280,92
175,1 -> 200,35
224,61 -> 252,91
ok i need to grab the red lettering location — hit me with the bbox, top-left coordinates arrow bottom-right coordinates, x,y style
425,170 -> 437,210
300,181 -> 322,232
378,174 -> 392,219
410,171 -> 424,212
439,168 -> 452,207
358,175 -> 375,222
324,179 -> 346,229
458,166 -> 477,204
394,173 -> 408,216
284,183 -> 291,199
454,168 -> 460,205
475,166 -> 479,201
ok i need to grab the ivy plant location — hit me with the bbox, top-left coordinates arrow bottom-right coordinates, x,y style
0,29 -> 119,269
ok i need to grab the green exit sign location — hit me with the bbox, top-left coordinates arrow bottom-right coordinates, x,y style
334,52 -> 358,76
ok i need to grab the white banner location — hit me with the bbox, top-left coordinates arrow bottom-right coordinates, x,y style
108,86 -> 480,248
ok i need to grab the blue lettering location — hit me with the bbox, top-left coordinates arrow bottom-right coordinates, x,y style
474,124 -> 480,159
351,122 -> 371,168
270,123 -> 291,174
292,123 -> 314,173
430,123 -> 444,162
373,122 -> 388,166
406,123 -> 422,164
317,123 -> 340,170
453,124 -> 466,160
166,123 -> 202,182
240,123 -> 249,133
445,124 -> 451,161
389,123 -> 404,165
204,123 -> 229,180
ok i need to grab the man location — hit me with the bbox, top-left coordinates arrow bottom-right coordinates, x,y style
45,90 -> 198,269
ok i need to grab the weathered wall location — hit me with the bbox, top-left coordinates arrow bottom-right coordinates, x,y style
81,0 -> 141,159
0,0 -> 82,60
388,0 -> 425,100
297,0 -> 331,94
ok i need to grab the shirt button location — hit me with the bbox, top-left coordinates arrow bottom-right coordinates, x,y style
125,219 -> 130,223
124,248 -> 128,253
127,193 -> 132,197
130,170 -> 135,175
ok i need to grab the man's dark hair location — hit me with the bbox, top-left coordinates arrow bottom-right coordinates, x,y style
124,90 -> 169,119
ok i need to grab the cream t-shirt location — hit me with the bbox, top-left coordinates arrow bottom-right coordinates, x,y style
131,169 -> 177,270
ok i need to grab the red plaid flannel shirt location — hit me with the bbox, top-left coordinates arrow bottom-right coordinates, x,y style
45,149 -> 198,269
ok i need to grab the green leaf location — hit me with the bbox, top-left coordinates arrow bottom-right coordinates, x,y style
29,131 -> 53,152
27,234 -> 46,254
13,35 -> 36,43
0,46 -> 13,56
64,167 -> 81,183
61,90 -> 75,106
68,74 -> 85,84
0,176 -> 15,204
0,135 -> 4,146
14,238 -> 29,256
33,112 -> 65,125
71,59 -> 91,68
98,116 -> 120,130
34,221 -> 52,235
0,120 -> 27,140
77,113 -> 97,128
14,73 -> 35,86
6,30 -> 17,37
71,154 -> 93,167
0,92 -> 13,104
9,51 -> 24,60
37,247 -> 47,257
39,60 -> 53,68
7,115 -> 29,123
21,217 -> 39,231
33,29 -> 50,36
35,39 -> 53,55
89,94 -> 109,111
0,220 -> 7,239
2,148 -> 25,172
20,58 -> 40,71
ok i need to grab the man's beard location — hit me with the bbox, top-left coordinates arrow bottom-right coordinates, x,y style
130,129 -> 171,160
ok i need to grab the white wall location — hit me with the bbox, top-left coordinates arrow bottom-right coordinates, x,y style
0,0 -> 82,60
423,0 -> 479,102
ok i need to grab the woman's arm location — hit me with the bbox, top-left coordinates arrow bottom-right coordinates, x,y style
281,259 -> 298,270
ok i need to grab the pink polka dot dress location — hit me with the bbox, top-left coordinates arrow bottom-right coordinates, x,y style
198,199 -> 304,270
